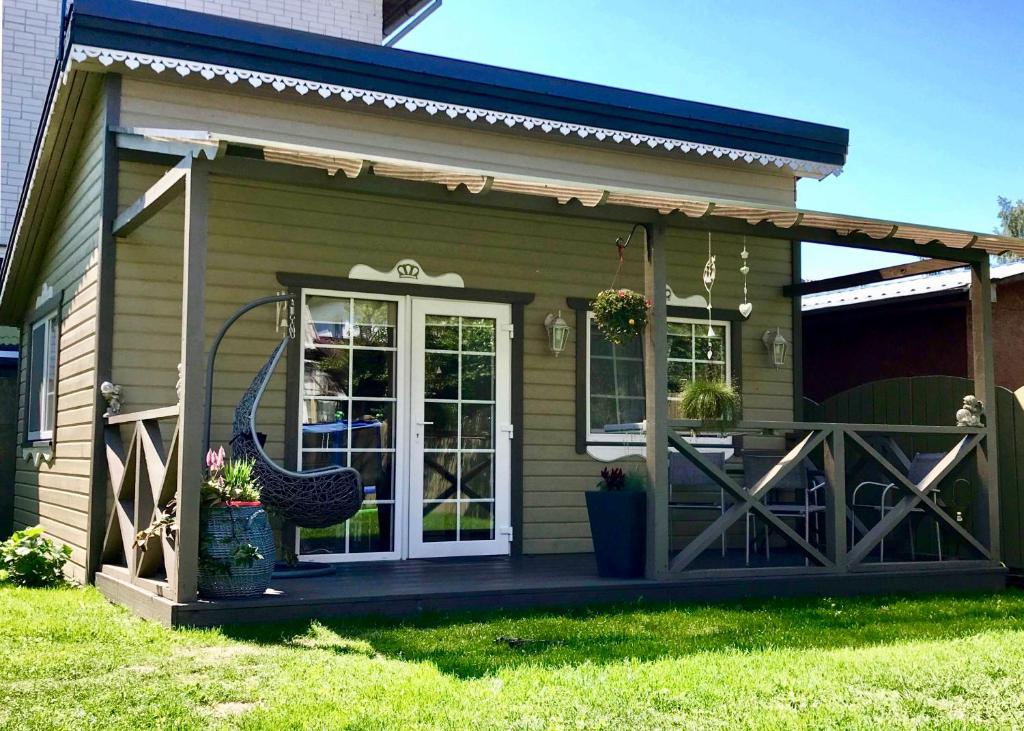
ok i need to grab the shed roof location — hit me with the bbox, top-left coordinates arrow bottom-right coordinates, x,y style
802,261 -> 1024,312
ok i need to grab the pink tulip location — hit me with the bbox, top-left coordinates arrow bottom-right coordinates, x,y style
205,446 -> 225,473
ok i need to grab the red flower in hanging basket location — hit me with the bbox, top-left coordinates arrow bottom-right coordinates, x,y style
593,288 -> 650,345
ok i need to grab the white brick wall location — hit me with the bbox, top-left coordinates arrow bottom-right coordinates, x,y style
1,0 -> 60,257
0,0 -> 384,252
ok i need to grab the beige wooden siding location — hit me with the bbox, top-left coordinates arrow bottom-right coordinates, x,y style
12,95 -> 105,581
112,163 -> 792,555
117,77 -> 798,206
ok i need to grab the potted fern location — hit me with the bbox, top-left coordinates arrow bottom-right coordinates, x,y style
585,467 -> 647,578
197,447 -> 276,599
679,379 -> 741,433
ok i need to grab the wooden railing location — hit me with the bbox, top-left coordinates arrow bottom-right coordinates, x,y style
666,420 -> 994,574
100,406 -> 180,597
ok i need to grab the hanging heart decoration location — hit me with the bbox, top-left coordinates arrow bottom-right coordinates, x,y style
739,238 -> 752,319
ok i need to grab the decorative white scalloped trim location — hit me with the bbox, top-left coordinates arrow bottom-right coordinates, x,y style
68,44 -> 843,179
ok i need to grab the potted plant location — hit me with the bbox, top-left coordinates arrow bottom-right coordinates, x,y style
679,378 -> 741,433
585,467 -> 647,578
197,447 -> 276,599
592,288 -> 650,345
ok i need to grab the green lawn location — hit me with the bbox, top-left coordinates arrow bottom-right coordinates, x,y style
3,586 -> 1024,729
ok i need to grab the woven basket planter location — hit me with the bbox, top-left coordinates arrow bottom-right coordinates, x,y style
197,503 -> 276,599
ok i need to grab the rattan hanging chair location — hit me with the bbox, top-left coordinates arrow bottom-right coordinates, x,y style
230,337 -> 363,529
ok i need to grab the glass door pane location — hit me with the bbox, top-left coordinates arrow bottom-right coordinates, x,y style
411,299 -> 511,559
299,293 -> 399,558
421,314 -> 497,543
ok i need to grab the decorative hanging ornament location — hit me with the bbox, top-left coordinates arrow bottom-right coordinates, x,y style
702,232 -> 717,358
739,237 -> 753,319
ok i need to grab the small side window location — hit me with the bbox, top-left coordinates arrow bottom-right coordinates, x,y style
26,311 -> 59,443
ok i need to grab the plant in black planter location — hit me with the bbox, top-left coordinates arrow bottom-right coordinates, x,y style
585,466 -> 648,578
197,447 -> 276,599
592,288 -> 650,345
679,378 -> 741,433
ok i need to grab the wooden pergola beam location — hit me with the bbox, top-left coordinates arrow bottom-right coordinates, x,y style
199,156 -> 991,264
783,258 -> 965,297
643,223 -> 669,578
171,157 -> 209,603
971,257 -> 1000,559
112,157 -> 191,238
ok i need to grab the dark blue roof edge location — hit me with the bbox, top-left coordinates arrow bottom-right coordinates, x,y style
69,0 -> 848,167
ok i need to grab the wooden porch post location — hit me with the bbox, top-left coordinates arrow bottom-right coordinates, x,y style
971,257 -> 1000,559
643,223 -> 669,578
172,157 -> 209,602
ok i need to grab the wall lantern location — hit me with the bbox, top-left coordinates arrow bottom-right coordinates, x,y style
762,327 -> 788,369
544,311 -> 571,356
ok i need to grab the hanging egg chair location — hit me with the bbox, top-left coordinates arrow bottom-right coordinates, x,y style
205,295 -> 363,529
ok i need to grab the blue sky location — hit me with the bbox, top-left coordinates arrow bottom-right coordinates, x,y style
397,0 -> 1023,280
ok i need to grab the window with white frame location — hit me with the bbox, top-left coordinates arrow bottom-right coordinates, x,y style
586,313 -> 731,441
27,312 -> 59,442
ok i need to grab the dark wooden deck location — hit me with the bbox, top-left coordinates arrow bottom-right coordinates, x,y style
95,553 -> 1007,627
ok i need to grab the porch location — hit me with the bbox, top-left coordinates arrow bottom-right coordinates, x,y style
90,126 -> 1019,623
95,550 -> 1006,628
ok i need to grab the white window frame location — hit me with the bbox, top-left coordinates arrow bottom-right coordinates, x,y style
296,289 -> 406,562
27,312 -> 59,443
584,312 -> 732,445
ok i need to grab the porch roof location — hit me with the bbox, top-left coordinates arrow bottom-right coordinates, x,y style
66,0 -> 847,177
125,128 -> 1024,259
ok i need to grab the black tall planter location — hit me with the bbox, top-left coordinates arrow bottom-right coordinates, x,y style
585,490 -> 647,578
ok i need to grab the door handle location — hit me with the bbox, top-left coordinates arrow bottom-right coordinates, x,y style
417,421 -> 434,426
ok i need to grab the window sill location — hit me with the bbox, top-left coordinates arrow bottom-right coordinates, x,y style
22,443 -> 54,467
586,435 -> 734,463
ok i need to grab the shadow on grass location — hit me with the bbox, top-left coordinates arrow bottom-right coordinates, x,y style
217,589 -> 1024,679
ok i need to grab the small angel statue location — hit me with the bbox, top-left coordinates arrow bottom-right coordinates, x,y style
955,395 -> 984,427
100,381 -> 124,417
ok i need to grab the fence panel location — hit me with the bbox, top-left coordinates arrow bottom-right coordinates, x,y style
805,376 -> 1024,570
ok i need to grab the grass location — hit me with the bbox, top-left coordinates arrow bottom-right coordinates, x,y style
3,587 -> 1024,729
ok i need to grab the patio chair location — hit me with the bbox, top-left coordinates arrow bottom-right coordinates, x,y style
668,451 -> 727,557
850,452 -> 944,563
742,453 -> 827,566
230,337 -> 364,529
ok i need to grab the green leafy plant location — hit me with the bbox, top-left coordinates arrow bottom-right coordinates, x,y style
596,466 -> 648,492
133,498 -> 176,551
592,289 -> 650,345
679,379 -> 741,428
0,526 -> 71,587
201,447 -> 261,506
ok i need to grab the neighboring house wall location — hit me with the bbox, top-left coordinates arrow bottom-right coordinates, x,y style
0,0 -> 61,253
11,92 -> 106,581
112,162 -> 794,554
968,277 -> 1024,392
805,277 -> 1024,403
139,1 -> 381,43
803,297 -> 968,403
1,0 -> 383,250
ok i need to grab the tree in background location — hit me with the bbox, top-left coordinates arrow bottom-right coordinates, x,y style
994,196 -> 1024,263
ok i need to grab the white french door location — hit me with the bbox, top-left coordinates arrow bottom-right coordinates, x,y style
408,299 -> 512,558
297,291 -> 511,561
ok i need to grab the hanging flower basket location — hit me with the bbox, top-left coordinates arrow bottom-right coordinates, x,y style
592,289 -> 650,345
